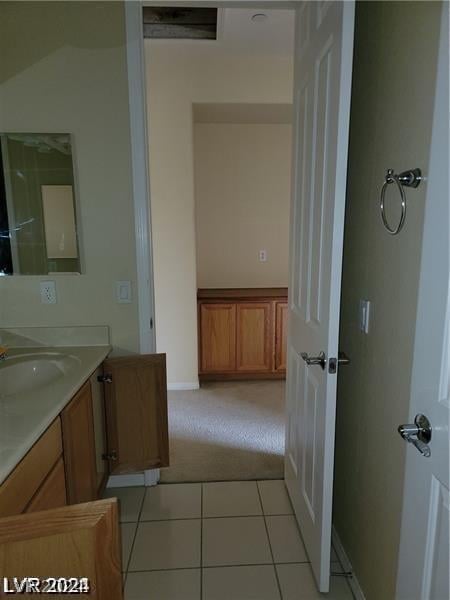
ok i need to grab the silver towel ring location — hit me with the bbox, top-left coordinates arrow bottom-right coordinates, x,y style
380,168 -> 422,235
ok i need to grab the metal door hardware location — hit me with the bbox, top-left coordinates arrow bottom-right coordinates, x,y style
97,373 -> 113,384
328,351 -> 351,374
301,351 -> 327,370
380,167 -> 423,235
102,451 -> 118,461
338,351 -> 351,365
398,414 -> 432,457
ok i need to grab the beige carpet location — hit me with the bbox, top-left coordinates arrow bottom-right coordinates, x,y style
160,380 -> 285,483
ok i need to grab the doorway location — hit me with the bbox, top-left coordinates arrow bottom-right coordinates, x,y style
144,6 -> 295,483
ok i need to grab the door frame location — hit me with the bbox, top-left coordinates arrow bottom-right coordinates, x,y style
396,2 -> 449,596
125,2 -> 157,355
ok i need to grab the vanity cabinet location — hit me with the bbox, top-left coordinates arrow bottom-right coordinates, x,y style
61,380 -> 98,504
198,289 -> 288,380
0,352 -> 169,517
0,352 -> 168,598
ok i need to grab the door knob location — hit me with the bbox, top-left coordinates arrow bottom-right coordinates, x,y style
398,414 -> 432,457
301,351 -> 327,370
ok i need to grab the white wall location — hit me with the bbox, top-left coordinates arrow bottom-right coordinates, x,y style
0,2 -> 139,354
333,3 -> 442,598
194,122 -> 291,289
146,43 -> 293,386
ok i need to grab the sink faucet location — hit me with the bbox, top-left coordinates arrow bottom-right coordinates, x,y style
0,346 -> 7,361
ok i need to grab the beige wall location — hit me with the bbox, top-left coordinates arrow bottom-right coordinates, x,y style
333,3 -> 442,599
146,43 -> 293,386
194,122 -> 291,289
0,2 -> 140,354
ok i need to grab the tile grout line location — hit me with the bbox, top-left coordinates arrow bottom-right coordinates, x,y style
137,512 -> 294,523
124,487 -> 147,579
126,560 -> 310,574
256,481 -> 284,600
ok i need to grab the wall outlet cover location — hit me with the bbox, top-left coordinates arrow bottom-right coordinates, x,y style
116,280 -> 132,304
40,280 -> 57,304
259,249 -> 267,262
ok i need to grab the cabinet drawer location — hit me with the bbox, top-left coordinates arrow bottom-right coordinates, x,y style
25,457 -> 67,513
0,419 -> 63,518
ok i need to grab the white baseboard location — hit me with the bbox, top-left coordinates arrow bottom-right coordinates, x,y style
106,469 -> 161,488
107,473 -> 145,488
332,526 -> 367,600
167,382 -> 200,391
144,468 -> 160,486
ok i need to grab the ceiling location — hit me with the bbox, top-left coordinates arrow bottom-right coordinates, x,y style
144,7 -> 295,57
220,9 -> 294,56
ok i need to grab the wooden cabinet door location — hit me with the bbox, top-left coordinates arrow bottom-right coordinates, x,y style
102,354 -> 169,475
25,458 -> 67,513
0,499 -> 123,598
61,381 -> 98,504
199,303 -> 236,372
236,302 -> 272,372
274,302 -> 288,372
0,419 -> 63,518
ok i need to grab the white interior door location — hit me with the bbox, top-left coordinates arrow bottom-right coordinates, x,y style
284,0 -> 354,592
396,5 -> 449,599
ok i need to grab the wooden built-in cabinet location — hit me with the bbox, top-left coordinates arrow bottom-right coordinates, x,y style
198,289 -> 288,380
0,352 -> 169,593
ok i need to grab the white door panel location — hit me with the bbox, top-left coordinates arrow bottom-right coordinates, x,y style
285,0 -> 354,592
396,4 -> 449,599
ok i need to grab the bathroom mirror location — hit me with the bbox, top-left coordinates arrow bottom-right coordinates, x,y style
0,133 -> 81,275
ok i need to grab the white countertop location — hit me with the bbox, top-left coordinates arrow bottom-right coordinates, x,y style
0,345 -> 111,485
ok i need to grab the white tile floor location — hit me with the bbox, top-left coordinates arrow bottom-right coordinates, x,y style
105,481 -> 354,600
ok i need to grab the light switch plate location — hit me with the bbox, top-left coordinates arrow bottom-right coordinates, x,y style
116,280 -> 132,304
40,280 -> 57,304
359,299 -> 371,334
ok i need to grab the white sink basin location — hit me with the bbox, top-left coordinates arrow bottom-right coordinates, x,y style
0,352 -> 81,397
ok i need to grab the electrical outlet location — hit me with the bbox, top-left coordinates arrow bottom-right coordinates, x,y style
259,249 -> 267,262
40,280 -> 57,304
